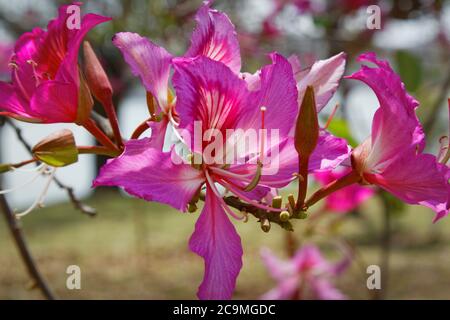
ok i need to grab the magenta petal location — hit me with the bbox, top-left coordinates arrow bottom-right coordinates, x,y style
113,32 -> 173,112
309,130 -> 350,171
147,118 -> 169,150
237,53 -> 299,138
366,150 -> 448,216
94,138 -> 205,212
189,187 -> 243,300
30,80 -> 78,123
173,56 -> 248,150
186,2 -> 241,74
347,52 -> 425,167
0,82 -> 39,121
297,52 -> 346,112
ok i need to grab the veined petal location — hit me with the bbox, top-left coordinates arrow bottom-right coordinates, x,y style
365,150 -> 448,218
173,56 -> 248,152
189,187 -> 243,300
186,1 -> 241,74
296,52 -> 346,113
93,138 -> 205,212
113,32 -> 173,113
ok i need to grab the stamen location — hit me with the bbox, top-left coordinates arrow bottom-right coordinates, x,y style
27,60 -> 41,87
324,103 -> 340,129
10,63 -> 32,101
15,168 -> 56,218
205,170 -> 245,220
10,162 -> 46,173
0,165 -> 47,195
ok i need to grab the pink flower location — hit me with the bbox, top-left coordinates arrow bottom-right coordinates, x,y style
0,3 -> 111,123
261,245 -> 349,300
94,45 -> 350,299
314,168 -> 375,213
347,53 -> 449,222
112,0 -> 241,149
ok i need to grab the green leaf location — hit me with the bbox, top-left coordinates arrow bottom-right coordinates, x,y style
395,50 -> 423,93
326,118 -> 358,147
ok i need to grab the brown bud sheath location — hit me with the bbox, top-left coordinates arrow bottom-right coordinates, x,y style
83,41 -> 113,105
294,86 -> 319,209
32,129 -> 79,167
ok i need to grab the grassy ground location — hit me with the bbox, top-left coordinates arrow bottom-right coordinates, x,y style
1,190 -> 450,300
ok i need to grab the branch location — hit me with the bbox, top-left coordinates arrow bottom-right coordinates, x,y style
5,118 -> 97,217
199,193 -> 305,231
0,192 -> 56,299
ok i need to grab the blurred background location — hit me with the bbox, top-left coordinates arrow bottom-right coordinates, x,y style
0,0 -> 450,299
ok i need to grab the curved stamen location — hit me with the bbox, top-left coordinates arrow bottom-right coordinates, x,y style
27,60 -> 40,87
205,170 -> 245,220
15,167 -> 56,218
0,164 -> 47,195
10,63 -> 32,101
217,178 -> 283,213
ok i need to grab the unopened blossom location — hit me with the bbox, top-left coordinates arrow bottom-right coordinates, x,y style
348,53 -> 449,222
314,168 -> 375,213
261,245 -> 349,300
0,4 -> 111,123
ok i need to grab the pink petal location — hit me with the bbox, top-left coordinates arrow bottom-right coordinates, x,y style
346,52 -> 425,170
172,56 -> 248,153
0,82 -> 40,122
311,278 -> 346,300
94,138 -> 205,212
260,248 -> 296,281
147,118 -> 169,150
261,277 -> 299,300
186,1 -> 241,74
365,150 -> 448,218
30,80 -> 78,123
189,187 -> 243,299
113,32 -> 173,113
296,52 -> 346,113
237,53 -> 299,139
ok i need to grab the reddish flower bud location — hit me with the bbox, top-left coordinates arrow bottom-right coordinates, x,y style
83,41 -> 113,106
294,86 -> 319,158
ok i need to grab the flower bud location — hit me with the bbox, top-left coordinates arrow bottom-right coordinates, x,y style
32,129 -> 78,167
83,41 -> 113,106
294,86 -> 319,158
260,218 -> 271,233
279,211 -> 290,222
76,70 -> 94,125
271,196 -> 283,209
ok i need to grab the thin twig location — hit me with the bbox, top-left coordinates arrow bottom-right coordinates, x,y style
0,192 -> 56,299
5,118 -> 96,216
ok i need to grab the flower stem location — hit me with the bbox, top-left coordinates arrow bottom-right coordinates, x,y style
304,170 -> 361,209
77,145 -> 120,157
296,157 -> 309,210
102,99 -> 123,148
83,118 -> 120,153
131,118 -> 152,140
